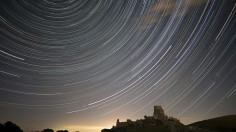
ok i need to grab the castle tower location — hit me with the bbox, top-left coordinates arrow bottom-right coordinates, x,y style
153,106 -> 166,120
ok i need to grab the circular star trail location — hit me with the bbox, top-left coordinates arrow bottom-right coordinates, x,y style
0,0 -> 236,131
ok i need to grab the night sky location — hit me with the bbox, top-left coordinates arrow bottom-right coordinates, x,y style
0,0 -> 236,132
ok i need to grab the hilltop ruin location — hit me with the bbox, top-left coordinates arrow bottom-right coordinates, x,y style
102,106 -> 216,132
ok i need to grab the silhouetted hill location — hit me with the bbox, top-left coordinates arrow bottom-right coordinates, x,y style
101,106 -> 236,132
102,106 -> 203,132
188,115 -> 236,132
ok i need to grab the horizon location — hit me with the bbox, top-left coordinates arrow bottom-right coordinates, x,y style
2,112 -> 236,132
0,0 -> 236,132
2,107 -> 236,132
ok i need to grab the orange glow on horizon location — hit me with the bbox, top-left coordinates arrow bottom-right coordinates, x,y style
54,124 -> 113,132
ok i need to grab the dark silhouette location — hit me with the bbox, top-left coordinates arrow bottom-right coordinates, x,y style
41,128 -> 54,132
0,121 -> 23,132
188,115 -> 236,132
101,106 -> 236,132
57,130 -> 69,132
0,123 -> 4,132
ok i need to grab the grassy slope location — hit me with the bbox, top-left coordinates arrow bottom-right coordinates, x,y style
188,115 -> 236,131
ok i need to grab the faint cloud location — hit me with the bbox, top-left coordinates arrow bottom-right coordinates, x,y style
141,0 -> 208,29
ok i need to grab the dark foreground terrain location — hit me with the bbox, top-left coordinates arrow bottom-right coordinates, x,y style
102,115 -> 236,132
102,106 -> 236,132
1,106 -> 236,132
187,115 -> 236,132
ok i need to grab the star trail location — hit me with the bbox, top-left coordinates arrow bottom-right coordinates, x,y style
0,0 -> 236,132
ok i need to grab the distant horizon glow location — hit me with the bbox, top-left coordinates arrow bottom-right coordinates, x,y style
55,125 -> 107,132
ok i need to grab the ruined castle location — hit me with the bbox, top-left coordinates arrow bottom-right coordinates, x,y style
115,106 -> 179,129
102,106 -> 220,132
153,105 -> 168,120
